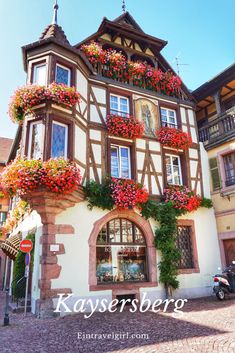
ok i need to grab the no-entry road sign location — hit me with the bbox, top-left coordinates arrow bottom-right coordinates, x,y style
20,239 -> 33,253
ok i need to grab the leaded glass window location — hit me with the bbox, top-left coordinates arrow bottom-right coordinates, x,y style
29,121 -> 43,159
51,121 -> 68,158
55,64 -> 71,86
96,219 -> 148,283
176,226 -> 194,269
111,145 -> 131,179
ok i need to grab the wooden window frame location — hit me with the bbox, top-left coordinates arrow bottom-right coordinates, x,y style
165,153 -> 183,186
30,59 -> 47,85
110,144 -> 131,179
176,220 -> 200,274
50,55 -> 76,87
51,120 -> 69,160
55,63 -> 71,86
25,116 -> 46,159
110,93 -> 130,117
107,138 -> 136,181
162,148 -> 189,188
158,102 -> 181,128
46,115 -> 74,160
107,88 -> 133,116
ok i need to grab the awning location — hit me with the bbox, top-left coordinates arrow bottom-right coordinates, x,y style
1,233 -> 22,261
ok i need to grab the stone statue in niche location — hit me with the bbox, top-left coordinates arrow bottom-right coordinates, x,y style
135,98 -> 158,136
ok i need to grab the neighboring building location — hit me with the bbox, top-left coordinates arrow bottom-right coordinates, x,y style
0,137 -> 13,289
193,64 -> 235,267
4,7 -> 221,317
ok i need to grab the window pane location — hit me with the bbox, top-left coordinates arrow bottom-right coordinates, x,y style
56,65 -> 70,85
34,65 -> 46,85
120,98 -> 128,113
172,156 -> 179,166
30,123 -> 43,159
51,122 -> 67,158
120,147 -> 130,179
96,219 -> 147,284
176,226 -> 194,269
111,147 -> 119,178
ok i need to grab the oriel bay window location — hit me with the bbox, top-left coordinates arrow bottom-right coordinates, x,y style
96,218 -> 148,283
55,64 -> 71,86
165,154 -> 183,185
160,107 -> 177,128
110,94 -> 130,117
111,145 -> 131,179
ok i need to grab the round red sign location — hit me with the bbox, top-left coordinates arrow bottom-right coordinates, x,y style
19,239 -> 33,253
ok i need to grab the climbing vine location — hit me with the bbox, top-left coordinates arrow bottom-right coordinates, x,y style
84,179 -> 213,297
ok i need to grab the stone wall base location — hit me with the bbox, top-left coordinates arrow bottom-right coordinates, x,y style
35,298 -> 59,319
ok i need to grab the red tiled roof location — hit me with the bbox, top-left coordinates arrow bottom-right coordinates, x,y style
0,137 -> 13,164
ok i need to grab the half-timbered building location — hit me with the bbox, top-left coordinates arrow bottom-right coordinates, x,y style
2,6 -> 221,317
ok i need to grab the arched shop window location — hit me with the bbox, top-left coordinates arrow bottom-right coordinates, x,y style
96,218 -> 148,284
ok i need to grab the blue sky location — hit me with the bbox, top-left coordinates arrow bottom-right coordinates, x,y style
0,0 -> 234,138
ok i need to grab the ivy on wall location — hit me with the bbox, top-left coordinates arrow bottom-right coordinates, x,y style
84,180 -> 213,297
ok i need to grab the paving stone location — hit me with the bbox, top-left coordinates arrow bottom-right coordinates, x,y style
0,293 -> 235,353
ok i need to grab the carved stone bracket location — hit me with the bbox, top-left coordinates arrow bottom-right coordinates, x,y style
21,186 -> 85,317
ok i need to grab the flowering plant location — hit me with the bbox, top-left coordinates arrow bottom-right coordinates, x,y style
0,158 -> 81,196
164,185 -> 202,212
157,127 -> 192,150
41,158 -> 81,194
111,178 -> 149,209
8,83 -> 80,124
81,42 -> 182,96
106,114 -> 144,139
2,200 -> 30,235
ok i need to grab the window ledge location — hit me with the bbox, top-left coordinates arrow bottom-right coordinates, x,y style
177,268 -> 200,275
90,281 -> 158,292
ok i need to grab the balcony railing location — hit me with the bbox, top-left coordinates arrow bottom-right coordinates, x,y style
198,107 -> 235,147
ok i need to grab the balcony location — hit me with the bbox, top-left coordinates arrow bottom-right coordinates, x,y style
198,107 -> 235,149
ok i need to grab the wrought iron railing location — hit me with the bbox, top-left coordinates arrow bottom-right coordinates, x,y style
11,275 -> 26,306
198,107 -> 235,146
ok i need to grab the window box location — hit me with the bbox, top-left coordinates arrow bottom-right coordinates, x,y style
157,127 -> 192,150
107,115 -> 144,139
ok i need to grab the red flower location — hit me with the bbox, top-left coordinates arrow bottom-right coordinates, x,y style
106,114 -> 144,139
110,178 -> 148,209
157,127 -> 192,150
164,185 -> 202,212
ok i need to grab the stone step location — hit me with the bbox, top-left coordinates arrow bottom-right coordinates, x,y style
9,302 -> 31,313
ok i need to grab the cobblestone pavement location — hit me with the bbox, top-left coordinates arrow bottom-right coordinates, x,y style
0,292 -> 235,353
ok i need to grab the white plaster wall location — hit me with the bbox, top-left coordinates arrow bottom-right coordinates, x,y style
180,107 -> 187,124
75,126 -> 86,164
76,70 -> 87,100
188,109 -> 195,126
92,87 -> 106,104
51,200 -> 221,311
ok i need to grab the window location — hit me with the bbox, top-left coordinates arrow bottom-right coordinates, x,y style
165,154 -> 182,185
110,94 -> 129,117
223,153 -> 235,187
111,145 -> 131,179
28,121 -> 44,159
209,158 -> 221,190
176,226 -> 194,269
33,64 -> 47,85
160,108 -> 177,128
55,64 -> 71,86
0,212 -> 7,226
51,121 -> 68,159
96,218 -> 148,283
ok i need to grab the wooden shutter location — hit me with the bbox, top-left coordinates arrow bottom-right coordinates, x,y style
209,158 -> 221,190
